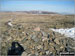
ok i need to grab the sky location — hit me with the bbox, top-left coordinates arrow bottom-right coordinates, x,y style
0,0 -> 74,14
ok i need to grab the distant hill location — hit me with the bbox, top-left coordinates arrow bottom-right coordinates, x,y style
0,11 -> 58,14
18,11 -> 58,14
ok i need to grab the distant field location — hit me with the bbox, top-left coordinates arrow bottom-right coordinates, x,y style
0,12 -> 74,29
0,12 -> 75,34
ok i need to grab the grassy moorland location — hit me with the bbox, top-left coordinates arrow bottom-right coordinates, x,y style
0,12 -> 74,30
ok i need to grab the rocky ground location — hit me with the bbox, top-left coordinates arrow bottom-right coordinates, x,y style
0,23 -> 75,56
0,13 -> 75,56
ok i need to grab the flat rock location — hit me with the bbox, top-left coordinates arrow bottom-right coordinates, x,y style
34,27 -> 40,31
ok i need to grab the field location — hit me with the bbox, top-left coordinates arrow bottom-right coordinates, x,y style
0,12 -> 75,56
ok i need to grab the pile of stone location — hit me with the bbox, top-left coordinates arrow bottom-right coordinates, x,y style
1,24 -> 75,56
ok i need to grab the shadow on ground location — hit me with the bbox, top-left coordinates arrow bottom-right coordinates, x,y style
7,42 -> 24,56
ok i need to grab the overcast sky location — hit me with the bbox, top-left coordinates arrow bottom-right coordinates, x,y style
0,0 -> 74,14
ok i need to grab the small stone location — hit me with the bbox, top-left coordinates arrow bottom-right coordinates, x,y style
7,37 -> 12,41
41,31 -> 47,37
46,50 -> 49,55
60,46 -> 64,49
31,34 -> 40,42
49,52 -> 54,56
44,42 -> 49,50
35,52 -> 39,56
6,21 -> 13,27
34,27 -> 40,31
54,38 -> 60,45
39,52 -> 43,56
22,32 -> 25,34
42,37 -> 48,42
34,38 -> 39,42
23,45 -> 27,50
37,45 -> 43,49
28,54 -> 31,56
31,50 -> 35,54
31,35 -> 36,39
29,45 -> 33,49
21,52 -> 28,56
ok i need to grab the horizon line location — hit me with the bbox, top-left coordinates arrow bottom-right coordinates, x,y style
0,10 -> 75,15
